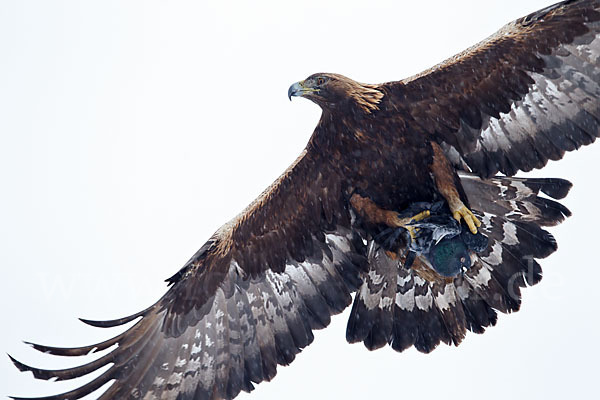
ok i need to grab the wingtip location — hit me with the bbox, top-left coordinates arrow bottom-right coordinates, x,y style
78,315 -> 137,328
78,317 -> 102,327
23,340 -> 39,350
8,395 -> 43,400
78,316 -> 134,328
78,306 -> 150,328
540,178 -> 573,200
7,353 -> 31,373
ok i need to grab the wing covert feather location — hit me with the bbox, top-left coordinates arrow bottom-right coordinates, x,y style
10,145 -> 367,400
380,0 -> 600,177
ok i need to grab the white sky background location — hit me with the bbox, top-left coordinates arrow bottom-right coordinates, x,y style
1,0 -> 599,398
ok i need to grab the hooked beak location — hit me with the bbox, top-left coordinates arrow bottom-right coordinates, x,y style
288,81 -> 303,100
287,80 -> 319,100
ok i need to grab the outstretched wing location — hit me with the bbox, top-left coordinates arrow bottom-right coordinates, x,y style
380,0 -> 600,178
10,140 -> 366,399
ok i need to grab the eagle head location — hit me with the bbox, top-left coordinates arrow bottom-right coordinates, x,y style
288,73 -> 384,113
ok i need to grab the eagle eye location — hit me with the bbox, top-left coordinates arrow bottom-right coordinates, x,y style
317,77 -> 325,86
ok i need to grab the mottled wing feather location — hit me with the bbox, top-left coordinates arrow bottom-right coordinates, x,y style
348,174 -> 570,353
345,243 -> 396,350
10,147 -> 367,400
381,0 -> 600,177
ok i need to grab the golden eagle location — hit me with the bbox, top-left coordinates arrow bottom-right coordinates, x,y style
10,0 -> 600,399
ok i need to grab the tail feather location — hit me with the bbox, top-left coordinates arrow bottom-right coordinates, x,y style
462,173 -> 572,227
347,174 -> 570,353
346,244 -> 396,350
459,173 -> 572,201
432,282 -> 468,346
454,276 -> 498,334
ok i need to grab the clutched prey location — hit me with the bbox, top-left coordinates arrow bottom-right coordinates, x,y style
350,195 -> 488,279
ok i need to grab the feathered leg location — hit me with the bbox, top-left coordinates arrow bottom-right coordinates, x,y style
430,142 -> 481,234
349,193 -> 430,238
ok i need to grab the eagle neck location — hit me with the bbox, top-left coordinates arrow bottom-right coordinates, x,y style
308,109 -> 358,161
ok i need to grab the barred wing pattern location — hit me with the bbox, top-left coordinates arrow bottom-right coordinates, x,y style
381,0 -> 600,178
10,150 -> 367,400
9,1 -> 599,399
346,175 -> 572,352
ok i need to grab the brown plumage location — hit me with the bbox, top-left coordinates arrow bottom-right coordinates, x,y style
10,1 -> 600,399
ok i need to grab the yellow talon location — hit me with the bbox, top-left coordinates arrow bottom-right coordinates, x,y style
453,206 -> 481,234
411,210 -> 431,222
405,226 -> 418,239
392,210 -> 431,239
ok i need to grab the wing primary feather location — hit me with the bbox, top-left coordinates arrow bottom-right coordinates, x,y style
8,352 -> 114,382
23,332 -> 124,357
78,304 -> 153,328
97,321 -> 166,399
9,368 -> 115,400
235,280 -> 264,385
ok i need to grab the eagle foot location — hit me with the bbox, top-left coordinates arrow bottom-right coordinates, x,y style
451,204 -> 481,234
392,210 -> 431,239
430,141 -> 481,235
